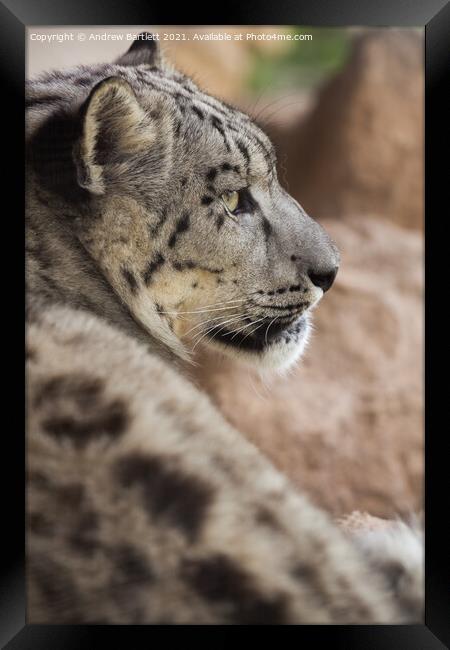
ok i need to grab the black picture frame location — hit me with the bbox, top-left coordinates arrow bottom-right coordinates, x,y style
4,0 -> 449,646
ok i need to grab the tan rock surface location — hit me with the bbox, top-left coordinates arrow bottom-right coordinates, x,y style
192,216 -> 423,519
270,29 -> 424,231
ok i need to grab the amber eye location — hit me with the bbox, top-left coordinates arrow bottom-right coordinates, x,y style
221,190 -> 239,214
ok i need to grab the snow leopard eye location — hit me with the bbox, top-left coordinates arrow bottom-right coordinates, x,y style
221,188 -> 257,217
221,190 -> 239,214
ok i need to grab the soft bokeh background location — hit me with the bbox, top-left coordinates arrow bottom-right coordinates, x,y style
27,27 -> 424,519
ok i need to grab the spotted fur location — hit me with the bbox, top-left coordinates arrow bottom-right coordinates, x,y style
26,35 -> 423,624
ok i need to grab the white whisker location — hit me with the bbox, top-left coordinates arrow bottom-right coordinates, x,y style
189,312 -> 254,340
265,317 -> 278,346
191,313 -> 254,352
228,317 -> 267,341
158,300 -> 246,317
182,311 -> 244,338
240,319 -> 268,344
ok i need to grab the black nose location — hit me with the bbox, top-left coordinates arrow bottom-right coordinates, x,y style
308,266 -> 338,293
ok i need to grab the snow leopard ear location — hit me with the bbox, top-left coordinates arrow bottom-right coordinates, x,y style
74,76 -> 156,195
115,33 -> 161,67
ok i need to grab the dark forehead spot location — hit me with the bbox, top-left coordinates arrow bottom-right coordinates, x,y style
114,454 -> 214,541
254,132 -> 276,166
198,264 -> 223,274
191,105 -> 205,120
206,167 -> 217,182
174,91 -> 185,105
237,140 -> 250,164
181,177 -> 187,187
216,215 -> 225,230
121,267 -> 139,294
143,253 -> 165,285
172,260 -> 197,272
201,195 -> 214,206
179,78 -> 195,93
168,212 -> 190,248
181,554 -> 289,624
168,235 -> 177,249
210,115 -> 231,151
226,121 -> 239,133
221,162 -> 232,171
262,217 -> 272,240
211,115 -> 223,128
149,206 -> 168,236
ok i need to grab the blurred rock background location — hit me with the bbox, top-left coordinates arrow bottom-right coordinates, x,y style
177,27 -> 424,519
28,27 -> 424,518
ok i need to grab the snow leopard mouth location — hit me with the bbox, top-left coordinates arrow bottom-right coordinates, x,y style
204,314 -> 308,353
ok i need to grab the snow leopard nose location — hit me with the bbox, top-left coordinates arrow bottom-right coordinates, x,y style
308,266 -> 338,293
285,201 -> 340,293
296,214 -> 340,293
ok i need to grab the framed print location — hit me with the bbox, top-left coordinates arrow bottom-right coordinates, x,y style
1,0 -> 448,645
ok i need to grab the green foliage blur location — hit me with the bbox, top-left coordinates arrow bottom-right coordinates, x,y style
247,27 -> 351,94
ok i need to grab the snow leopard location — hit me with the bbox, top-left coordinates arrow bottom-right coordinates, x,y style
26,33 -> 423,624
